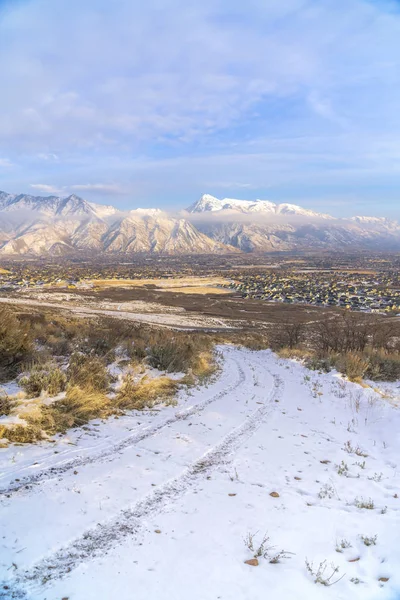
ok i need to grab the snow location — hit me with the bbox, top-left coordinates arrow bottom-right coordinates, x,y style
188,194 -> 333,219
0,347 -> 399,599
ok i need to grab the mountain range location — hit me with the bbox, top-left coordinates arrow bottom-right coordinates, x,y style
0,190 -> 399,255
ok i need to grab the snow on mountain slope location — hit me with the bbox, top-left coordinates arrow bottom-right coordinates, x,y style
187,195 -> 400,251
1,346 -> 399,599
0,191 -> 95,218
0,189 -> 399,254
0,191 -> 235,255
188,194 -> 332,219
101,212 -> 234,254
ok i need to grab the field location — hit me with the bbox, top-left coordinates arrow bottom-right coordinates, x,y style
88,276 -> 232,294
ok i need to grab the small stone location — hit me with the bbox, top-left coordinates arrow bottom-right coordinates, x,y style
294,476 -> 302,481
270,491 -> 280,498
154,529 -> 162,534
394,493 -> 398,499
73,470 -> 78,475
244,558 -> 259,567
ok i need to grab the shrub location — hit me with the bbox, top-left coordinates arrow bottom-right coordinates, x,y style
304,355 -> 332,373
20,364 -> 66,398
335,539 -> 352,553
305,559 -> 344,586
364,350 -> 400,381
0,306 -> 33,381
67,353 -> 110,392
0,392 -> 12,416
147,331 -> 214,375
361,535 -> 377,546
355,497 -> 375,509
335,353 -> 370,382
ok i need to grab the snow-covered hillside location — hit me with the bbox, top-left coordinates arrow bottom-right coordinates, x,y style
1,347 -> 399,600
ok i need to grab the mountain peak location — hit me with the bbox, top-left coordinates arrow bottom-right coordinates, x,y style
187,194 -> 332,218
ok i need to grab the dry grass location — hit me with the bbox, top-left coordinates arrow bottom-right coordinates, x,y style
25,386 -> 111,434
88,276 -> 231,290
115,374 -> 178,410
0,423 -> 43,444
277,347 -> 313,360
67,353 -> 110,391
334,353 -> 370,382
159,286 -> 231,295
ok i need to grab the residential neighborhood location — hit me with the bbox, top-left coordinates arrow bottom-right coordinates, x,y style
225,270 -> 400,313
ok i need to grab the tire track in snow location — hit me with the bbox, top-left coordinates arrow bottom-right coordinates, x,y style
0,353 -> 245,497
6,366 -> 283,595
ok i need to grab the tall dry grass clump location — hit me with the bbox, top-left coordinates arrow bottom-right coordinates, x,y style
334,352 -> 370,382
147,330 -> 214,374
116,374 -> 178,411
0,423 -> 43,444
25,386 -> 111,434
67,353 -> 110,391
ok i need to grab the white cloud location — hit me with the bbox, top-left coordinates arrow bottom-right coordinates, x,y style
30,183 -> 62,194
0,158 -> 13,167
0,0 -> 399,151
37,153 -> 59,161
70,183 -> 126,194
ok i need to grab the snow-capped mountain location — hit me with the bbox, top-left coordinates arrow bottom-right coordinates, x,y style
0,190 -> 234,255
187,194 -> 333,219
0,189 -> 399,255
186,194 -> 400,252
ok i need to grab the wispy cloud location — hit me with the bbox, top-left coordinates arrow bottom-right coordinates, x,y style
0,158 -> 13,167
30,183 -> 62,194
0,0 -> 399,215
70,183 -> 126,194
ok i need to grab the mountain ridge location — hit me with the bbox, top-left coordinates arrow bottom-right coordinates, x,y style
0,190 -> 399,255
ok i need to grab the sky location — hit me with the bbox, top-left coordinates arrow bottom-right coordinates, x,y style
0,0 -> 400,217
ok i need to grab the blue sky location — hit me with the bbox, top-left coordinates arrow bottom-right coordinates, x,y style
0,0 -> 400,216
